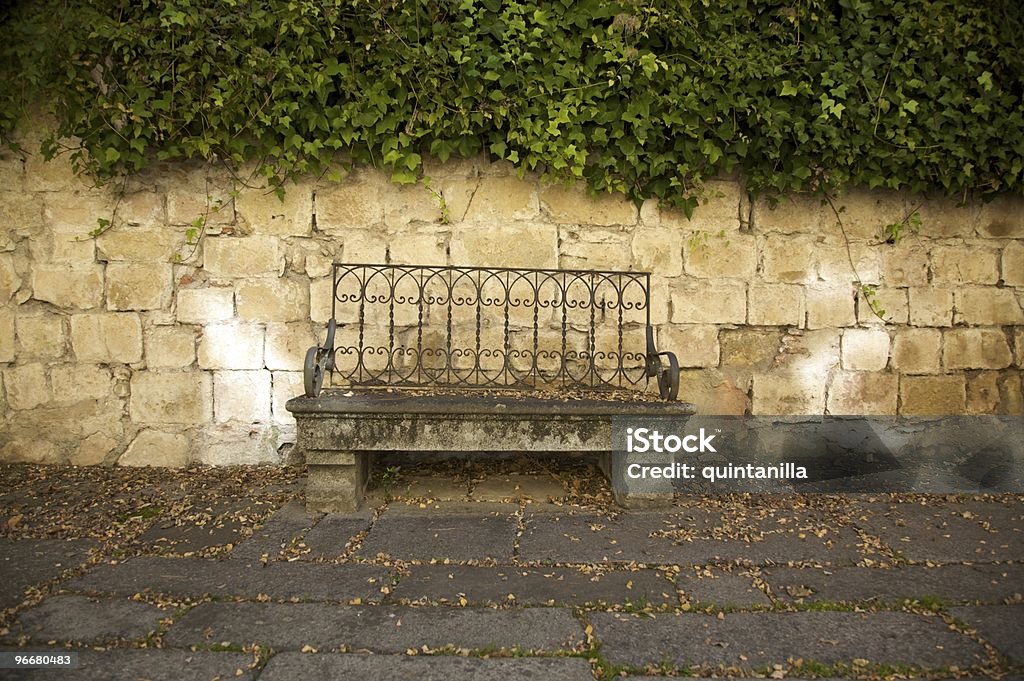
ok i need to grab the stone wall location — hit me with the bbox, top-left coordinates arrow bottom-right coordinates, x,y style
1,126 -> 1022,466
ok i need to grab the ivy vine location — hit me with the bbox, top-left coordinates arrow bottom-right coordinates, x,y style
1,0 -> 1022,209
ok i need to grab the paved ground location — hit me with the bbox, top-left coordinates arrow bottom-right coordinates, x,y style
0,462 -> 1022,680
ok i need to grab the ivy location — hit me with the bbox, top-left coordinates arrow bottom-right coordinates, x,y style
1,0 -> 1021,205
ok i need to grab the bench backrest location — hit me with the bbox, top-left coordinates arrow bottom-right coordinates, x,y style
326,263 -> 660,392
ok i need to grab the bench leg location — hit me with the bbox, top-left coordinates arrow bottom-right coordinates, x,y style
306,451 -> 371,513
599,451 -> 675,509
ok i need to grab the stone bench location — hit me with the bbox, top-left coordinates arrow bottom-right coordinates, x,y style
286,263 -> 695,511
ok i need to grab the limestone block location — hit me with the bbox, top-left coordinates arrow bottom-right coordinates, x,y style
0,253 -> 21,303
900,375 -> 966,415
0,308 -> 14,362
117,191 -> 165,227
753,194 -> 832,234
719,328 -> 783,370
977,194 -> 1024,238
676,368 -> 748,415
197,322 -> 265,370
463,175 -> 539,222
815,244 -> 881,284
309,277 -> 334,324
649,281 -> 670,325
316,179 -> 384,235
1016,328 -> 1024,367
70,313 -> 143,363
204,236 -> 283,278
31,264 -> 104,310
657,325 -> 719,368
450,222 -> 558,268
146,326 -> 196,369
427,177 -> 478,223
265,323 -> 317,371
771,329 -> 841,375
752,371 -> 825,415
106,262 -> 173,311
3,364 -> 50,410
880,245 -> 929,287
195,423 -> 281,465
916,197 -> 981,238
858,287 -> 908,325
662,180 -> 743,232
96,228 -> 182,262
966,372 -> 1000,415
0,190 -> 43,238
909,288 -> 954,327
671,282 -> 746,324
631,228 -> 683,277
387,233 -> 447,266
841,328 -> 890,371
338,229 -> 388,264
50,364 -> 112,403
71,433 -> 118,466
382,183 -> 445,227
760,236 -> 816,284
0,440 -> 60,464
891,329 -> 941,375
954,287 -> 1024,325
422,154 -> 480,179
118,430 -> 190,467
236,278 -> 309,323
43,191 -> 113,232
835,189 -> 912,240
130,371 -> 212,424
684,233 -> 757,279
271,370 -> 305,426
236,185 -> 313,237
748,283 -> 804,326
0,148 -> 23,191
15,313 -> 65,359
999,371 -> 1023,415
23,150 -> 84,192
214,370 -> 272,423
44,228 -> 96,264
639,198 -> 660,226
539,183 -> 637,226
931,245 -> 1000,285
559,228 -> 631,270
827,371 -> 899,415
166,190 -> 234,227
176,286 -> 234,323
942,328 -> 1012,370
805,286 -> 857,329
1002,242 -> 1024,287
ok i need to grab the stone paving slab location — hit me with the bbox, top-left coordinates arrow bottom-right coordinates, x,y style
949,605 -> 1024,663
4,595 -> 165,644
257,652 -> 595,680
589,610 -> 987,668
357,511 -> 517,561
765,564 -> 1024,604
399,476 -> 470,501
519,511 -> 862,565
229,500 -> 323,562
164,603 -> 585,653
131,500 -> 258,555
0,650 -> 255,681
393,564 -> 678,607
856,502 -> 1024,562
674,570 -> 772,608
0,539 -> 96,610
470,474 -> 566,502
298,513 -> 373,560
66,557 -> 388,602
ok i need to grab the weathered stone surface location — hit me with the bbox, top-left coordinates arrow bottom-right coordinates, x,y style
977,194 -> 1024,238
198,322 -> 265,370
858,287 -> 909,325
130,371 -> 212,424
0,539 -> 96,610
230,500 -> 324,562
760,236 -> 816,283
827,371 -> 898,415
2,650 -> 256,681
540,183 -> 637,226
265,323 -> 316,371
236,185 -> 313,237
461,175 -> 540,222
214,370 -> 272,423
450,222 -> 558,269
118,430 -> 191,467
967,371 -> 1002,414
943,328 -> 1012,370
841,328 -> 890,371
753,193 -> 833,234
632,228 -> 684,277
236,278 -> 309,322
176,286 -> 234,323
257,654 -> 594,681
719,329 -> 782,370
271,370 -> 304,427
909,287 -> 955,327
71,433 -> 119,466
658,325 -> 719,368
676,570 -> 772,607
684,233 -> 757,279
316,178 -> 384,234
663,180 -> 743,232
748,284 -> 803,326
948,606 -> 1024,663
676,369 -> 749,415
196,422 -> 282,465
0,252 -> 21,304
558,227 -> 631,270
955,287 -> 1024,325
805,286 -> 857,329
357,512 -> 517,561
31,264 -> 104,309
15,312 -> 66,359
932,245 -> 1000,284
671,282 -> 746,324
753,372 -> 825,415
891,328 -> 941,374
881,244 -> 929,286
106,262 -> 173,311
9,595 -> 165,643
916,196 -> 983,237
70,313 -> 143,364
165,602 -> 585,652
1003,241 -> 1024,286
899,375 -> 966,415
204,235 -> 283,278
299,514 -> 374,559
338,229 -> 388,263
96,227 -> 182,261
3,363 -> 51,410
49,364 -> 111,403
0,308 -> 14,362
590,610 -> 985,668
145,326 -> 196,369
838,189 -> 913,240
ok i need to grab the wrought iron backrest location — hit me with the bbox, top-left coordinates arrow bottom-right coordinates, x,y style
308,263 -> 678,398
